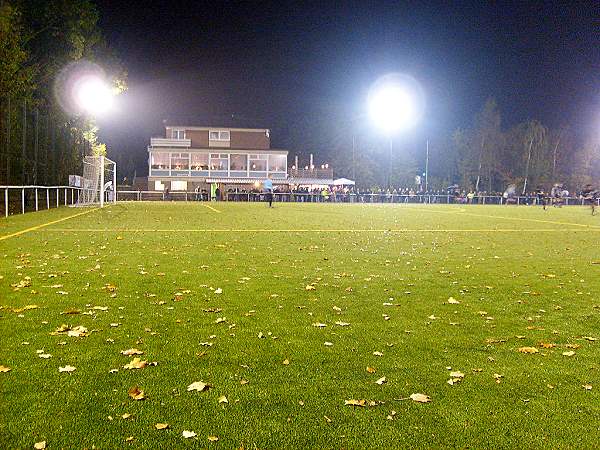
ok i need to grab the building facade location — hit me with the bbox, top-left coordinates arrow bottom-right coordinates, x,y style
148,126 -> 289,191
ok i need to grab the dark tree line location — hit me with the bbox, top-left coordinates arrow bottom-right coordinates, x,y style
0,0 -> 125,185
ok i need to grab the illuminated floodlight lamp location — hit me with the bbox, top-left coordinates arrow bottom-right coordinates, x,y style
368,73 -> 424,134
74,75 -> 114,115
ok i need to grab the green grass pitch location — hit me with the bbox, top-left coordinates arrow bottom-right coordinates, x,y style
1,202 -> 599,449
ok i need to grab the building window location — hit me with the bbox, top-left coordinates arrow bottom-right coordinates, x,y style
249,154 -> 267,172
230,154 -> 248,170
209,130 -> 230,141
191,153 -> 209,170
171,180 -> 188,191
154,180 -> 165,191
268,154 -> 286,172
171,153 -> 189,171
151,152 -> 170,170
171,129 -> 185,139
209,154 -> 229,171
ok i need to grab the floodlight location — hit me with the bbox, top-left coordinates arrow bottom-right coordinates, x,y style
368,73 -> 424,134
74,76 -> 113,114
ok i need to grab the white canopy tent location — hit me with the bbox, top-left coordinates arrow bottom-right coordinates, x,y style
333,178 -> 355,186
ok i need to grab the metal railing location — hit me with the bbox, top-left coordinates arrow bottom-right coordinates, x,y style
1,186 -> 96,217
113,190 -> 600,206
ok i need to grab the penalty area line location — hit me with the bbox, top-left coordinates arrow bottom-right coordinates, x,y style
39,228 -> 600,233
0,207 -> 100,241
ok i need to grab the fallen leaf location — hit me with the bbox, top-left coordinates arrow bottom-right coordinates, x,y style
121,413 -> 132,419
410,393 -> 431,403
373,351 -> 383,357
124,358 -> 148,370
218,395 -> 228,404
335,321 -> 351,326
305,285 -> 316,291
583,384 -> 592,390
447,297 -> 460,304
187,381 -> 210,392
0,365 -> 11,373
207,435 -> 219,442
375,376 -> 387,385
155,423 -> 169,430
121,348 -> 144,356
324,342 -> 334,347
344,399 -> 366,407
183,430 -> 197,438
366,366 -> 376,374
38,353 -> 52,359
128,385 -> 146,400
517,347 -> 539,354
34,442 -> 46,449
562,351 -> 576,357
312,322 -> 327,328
58,365 -> 76,373
283,359 -> 290,365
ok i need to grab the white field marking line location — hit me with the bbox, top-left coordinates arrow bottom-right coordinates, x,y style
40,228 -> 600,233
409,206 -> 600,229
0,207 -> 100,241
201,203 -> 221,213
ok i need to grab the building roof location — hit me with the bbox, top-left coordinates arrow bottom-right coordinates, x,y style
206,178 -> 289,185
166,126 -> 270,133
288,178 -> 335,185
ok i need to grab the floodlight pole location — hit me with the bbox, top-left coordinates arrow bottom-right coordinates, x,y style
425,139 -> 429,192
387,138 -> 393,189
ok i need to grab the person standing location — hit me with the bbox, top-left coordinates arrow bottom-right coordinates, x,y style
263,176 -> 274,207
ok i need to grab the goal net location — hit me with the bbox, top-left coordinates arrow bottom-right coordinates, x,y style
73,155 -> 117,207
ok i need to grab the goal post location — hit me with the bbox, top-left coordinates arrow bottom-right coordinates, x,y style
74,155 -> 117,207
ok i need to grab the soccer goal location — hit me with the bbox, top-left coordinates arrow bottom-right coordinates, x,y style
73,155 -> 117,207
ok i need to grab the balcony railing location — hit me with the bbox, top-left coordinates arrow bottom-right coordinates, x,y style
150,137 -> 191,147
289,168 -> 333,179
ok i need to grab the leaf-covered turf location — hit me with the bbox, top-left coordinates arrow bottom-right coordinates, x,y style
1,202 -> 599,448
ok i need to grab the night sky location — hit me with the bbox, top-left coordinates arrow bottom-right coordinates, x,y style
94,0 -> 600,176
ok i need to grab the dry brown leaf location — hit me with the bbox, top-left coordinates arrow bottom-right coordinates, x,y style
305,285 -> 316,291
562,351 -> 576,357
121,413 -> 132,419
517,347 -> 539,354
344,399 -> 366,407
124,358 -> 148,370
218,395 -> 228,404
187,381 -> 210,392
182,430 -> 197,438
121,348 -> 144,356
410,393 -> 431,403
58,365 -> 76,373
155,423 -> 169,430
583,384 -> 592,390
34,442 -> 46,449
539,343 -> 556,349
207,435 -> 219,442
0,365 -> 11,373
128,385 -> 146,400
312,322 -> 327,328
282,359 -> 290,365
366,366 -> 376,374
375,376 -> 387,385
447,297 -> 460,304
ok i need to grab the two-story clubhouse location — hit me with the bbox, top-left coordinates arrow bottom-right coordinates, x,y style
148,125 -> 290,192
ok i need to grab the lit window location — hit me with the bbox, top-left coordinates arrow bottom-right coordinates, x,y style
151,152 -> 169,170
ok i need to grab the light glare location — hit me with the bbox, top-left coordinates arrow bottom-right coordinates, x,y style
75,76 -> 113,114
